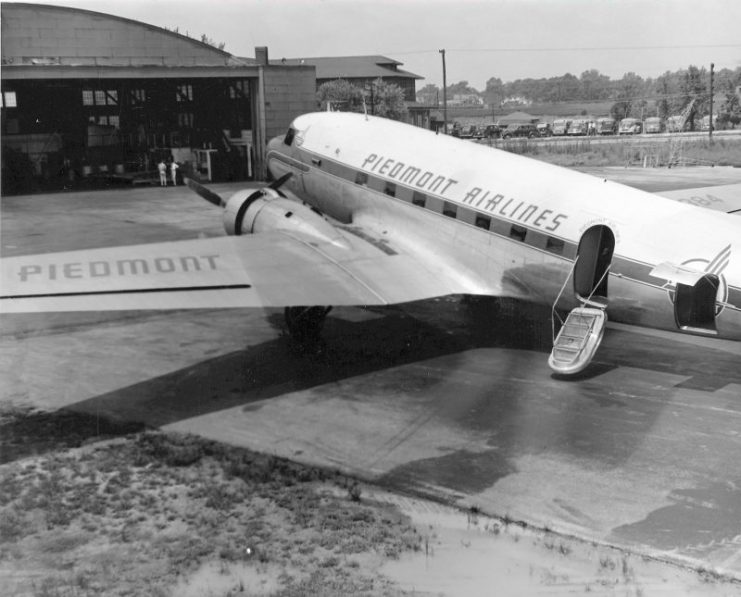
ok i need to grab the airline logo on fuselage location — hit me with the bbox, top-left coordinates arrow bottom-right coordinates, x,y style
361,152 -> 568,233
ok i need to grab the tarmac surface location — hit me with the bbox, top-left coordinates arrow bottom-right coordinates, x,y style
3,166 -> 741,578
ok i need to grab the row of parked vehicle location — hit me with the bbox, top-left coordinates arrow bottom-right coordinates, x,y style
450,114 -> 720,140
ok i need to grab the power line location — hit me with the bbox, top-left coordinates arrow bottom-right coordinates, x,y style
386,44 -> 741,55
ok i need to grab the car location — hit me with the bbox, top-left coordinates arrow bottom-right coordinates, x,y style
595,118 -> 616,135
536,123 -> 553,137
618,118 -> 642,135
644,117 -> 663,134
501,123 -> 537,139
567,119 -> 589,136
552,119 -> 571,135
459,124 -> 477,139
483,124 -> 502,139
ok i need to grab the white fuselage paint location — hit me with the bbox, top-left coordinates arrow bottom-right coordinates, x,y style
267,112 -> 741,341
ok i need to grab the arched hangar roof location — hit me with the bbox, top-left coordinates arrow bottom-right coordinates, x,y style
1,2 -> 259,80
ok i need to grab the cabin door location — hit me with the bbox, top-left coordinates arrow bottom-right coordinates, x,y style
674,275 -> 719,333
574,225 -> 615,307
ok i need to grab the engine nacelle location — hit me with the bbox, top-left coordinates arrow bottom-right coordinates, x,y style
223,188 -> 347,247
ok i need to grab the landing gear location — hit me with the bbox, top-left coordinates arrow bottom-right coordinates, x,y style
283,306 -> 332,344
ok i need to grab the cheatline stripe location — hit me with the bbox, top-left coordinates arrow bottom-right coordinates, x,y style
0,284 -> 252,300
706,244 -> 731,273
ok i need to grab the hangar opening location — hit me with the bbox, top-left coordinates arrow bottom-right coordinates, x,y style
0,3 -> 316,194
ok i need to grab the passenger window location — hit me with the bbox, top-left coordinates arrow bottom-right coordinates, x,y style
283,127 -> 295,146
384,182 -> 396,197
355,172 -> 368,186
545,237 -> 565,255
475,215 -> 491,229
412,191 -> 426,207
509,224 -> 527,242
443,202 -> 457,218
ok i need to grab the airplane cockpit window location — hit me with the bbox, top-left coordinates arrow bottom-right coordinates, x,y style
283,127 -> 296,146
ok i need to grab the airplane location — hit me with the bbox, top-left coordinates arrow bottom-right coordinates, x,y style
2,111 -> 740,375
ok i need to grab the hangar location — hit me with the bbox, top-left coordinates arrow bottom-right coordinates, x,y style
0,3 -> 316,194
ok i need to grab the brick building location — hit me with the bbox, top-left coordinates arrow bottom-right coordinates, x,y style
275,55 -> 431,128
0,3 -> 316,194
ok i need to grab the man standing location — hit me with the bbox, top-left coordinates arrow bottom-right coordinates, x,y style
158,159 -> 167,186
170,160 -> 179,186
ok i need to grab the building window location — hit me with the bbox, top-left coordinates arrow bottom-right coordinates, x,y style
412,191 -> 426,207
443,202 -> 457,218
83,89 -> 118,106
1,91 -> 18,108
130,89 -> 146,104
176,84 -> 193,102
229,80 -> 249,99
178,113 -> 194,127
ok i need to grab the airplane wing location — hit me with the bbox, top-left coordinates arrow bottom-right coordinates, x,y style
656,182 -> 741,215
1,228 -> 496,314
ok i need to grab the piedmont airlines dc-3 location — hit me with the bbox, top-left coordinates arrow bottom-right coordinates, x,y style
2,111 -> 741,375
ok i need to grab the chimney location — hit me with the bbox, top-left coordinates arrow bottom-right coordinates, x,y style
255,46 -> 269,66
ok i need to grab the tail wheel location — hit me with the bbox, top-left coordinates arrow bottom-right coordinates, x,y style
284,306 -> 332,343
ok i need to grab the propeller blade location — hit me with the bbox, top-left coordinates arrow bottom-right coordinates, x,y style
268,172 -> 293,190
185,177 -> 225,207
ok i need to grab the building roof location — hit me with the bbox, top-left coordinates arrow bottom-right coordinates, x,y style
269,55 -> 423,81
1,3 -> 258,79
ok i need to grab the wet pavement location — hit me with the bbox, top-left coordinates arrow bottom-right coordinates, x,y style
3,169 -> 741,578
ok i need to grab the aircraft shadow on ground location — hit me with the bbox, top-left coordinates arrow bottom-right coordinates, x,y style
3,297 -> 738,471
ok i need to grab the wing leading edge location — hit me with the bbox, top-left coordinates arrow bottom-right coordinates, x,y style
1,228 -> 493,314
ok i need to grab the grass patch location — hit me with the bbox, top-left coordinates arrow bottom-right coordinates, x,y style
486,135 -> 741,168
0,409 -> 420,596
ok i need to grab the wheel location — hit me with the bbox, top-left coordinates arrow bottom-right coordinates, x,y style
284,306 -> 332,344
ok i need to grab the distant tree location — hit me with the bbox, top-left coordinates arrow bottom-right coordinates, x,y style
446,81 -> 480,97
718,71 -> 741,127
610,72 -> 646,120
653,71 -> 677,119
579,69 -> 611,101
367,78 -> 407,120
416,83 -> 440,105
483,77 -> 505,107
316,78 -> 407,120
200,34 -> 226,50
317,79 -> 365,112
678,65 -> 708,130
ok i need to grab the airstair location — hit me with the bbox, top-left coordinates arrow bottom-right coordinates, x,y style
548,257 -> 609,375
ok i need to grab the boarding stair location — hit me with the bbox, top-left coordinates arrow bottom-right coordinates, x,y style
548,258 -> 609,375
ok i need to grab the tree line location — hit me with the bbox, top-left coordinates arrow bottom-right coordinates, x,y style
417,66 -> 741,127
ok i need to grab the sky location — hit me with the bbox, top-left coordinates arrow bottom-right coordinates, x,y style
10,0 -> 741,90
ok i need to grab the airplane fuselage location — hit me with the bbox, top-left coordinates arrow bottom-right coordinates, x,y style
267,112 -> 741,342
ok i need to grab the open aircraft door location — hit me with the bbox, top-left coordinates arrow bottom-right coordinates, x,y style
549,225 -> 615,375
650,262 -> 720,334
573,225 -> 615,307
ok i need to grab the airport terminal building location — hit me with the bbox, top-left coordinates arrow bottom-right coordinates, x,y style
0,3 -> 317,194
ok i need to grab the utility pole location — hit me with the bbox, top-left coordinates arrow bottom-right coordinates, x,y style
439,49 -> 447,134
709,62 -> 714,140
